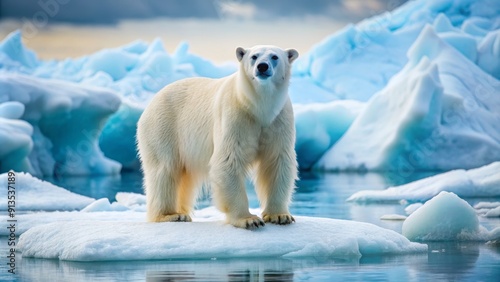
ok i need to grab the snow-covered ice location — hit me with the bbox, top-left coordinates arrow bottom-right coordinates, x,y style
347,162 -> 500,203
402,191 -> 498,241
1,0 -> 499,175
0,171 -> 94,211
17,215 -> 426,261
0,177 -> 428,261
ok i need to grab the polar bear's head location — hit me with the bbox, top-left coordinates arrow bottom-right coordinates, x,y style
236,45 -> 298,86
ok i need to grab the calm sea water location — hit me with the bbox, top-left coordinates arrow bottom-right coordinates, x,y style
2,171 -> 500,281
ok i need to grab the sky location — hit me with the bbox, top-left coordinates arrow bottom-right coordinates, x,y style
0,0 -> 408,23
0,0 -> 408,62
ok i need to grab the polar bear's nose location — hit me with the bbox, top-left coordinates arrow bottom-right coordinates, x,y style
257,63 -> 269,73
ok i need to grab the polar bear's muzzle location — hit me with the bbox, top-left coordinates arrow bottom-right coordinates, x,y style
256,62 -> 272,79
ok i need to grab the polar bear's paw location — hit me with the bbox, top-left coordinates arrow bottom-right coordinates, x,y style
262,213 -> 295,225
230,215 -> 265,230
158,213 -> 192,222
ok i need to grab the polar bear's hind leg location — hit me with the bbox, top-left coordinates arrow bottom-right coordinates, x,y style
144,161 -> 192,223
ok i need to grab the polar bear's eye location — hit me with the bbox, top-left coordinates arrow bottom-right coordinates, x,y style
251,55 -> 258,60
271,55 -> 279,60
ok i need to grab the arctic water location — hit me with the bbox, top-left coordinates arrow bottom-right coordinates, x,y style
2,171 -> 499,281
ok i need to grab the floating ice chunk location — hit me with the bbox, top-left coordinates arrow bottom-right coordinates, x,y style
485,207 -> 500,218
115,192 -> 146,207
405,203 -> 423,215
380,214 -> 407,221
0,172 -> 94,211
114,192 -> 147,211
475,202 -> 500,217
81,198 -> 129,212
402,191 -> 492,241
18,216 -> 426,261
347,162 -> 500,203
474,202 -> 500,209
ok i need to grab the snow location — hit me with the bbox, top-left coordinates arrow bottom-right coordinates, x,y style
402,191 -> 498,241
347,162 -> 500,203
1,0 -> 499,175
0,171 -> 94,211
17,215 -> 426,261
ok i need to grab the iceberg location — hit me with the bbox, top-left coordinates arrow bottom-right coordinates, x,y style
293,100 -> 364,169
0,72 -> 122,176
402,191 -> 498,241
292,0 -> 500,102
0,171 -> 94,211
347,161 -> 500,203
18,216 -> 426,261
315,24 -> 500,171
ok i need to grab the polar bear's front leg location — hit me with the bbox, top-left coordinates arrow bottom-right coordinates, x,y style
210,140 -> 264,229
255,108 -> 298,225
255,151 -> 297,225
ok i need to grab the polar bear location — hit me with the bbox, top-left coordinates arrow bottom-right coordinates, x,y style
137,45 -> 298,229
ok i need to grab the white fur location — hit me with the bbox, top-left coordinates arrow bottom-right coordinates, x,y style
137,45 -> 299,229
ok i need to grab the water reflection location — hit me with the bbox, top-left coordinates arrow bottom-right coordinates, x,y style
146,259 -> 295,282
13,250 -> 496,282
43,172 -> 144,200
423,242 -> 479,275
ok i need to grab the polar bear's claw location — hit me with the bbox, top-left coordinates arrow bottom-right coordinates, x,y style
232,215 -> 265,230
263,214 -> 295,225
158,214 -> 192,222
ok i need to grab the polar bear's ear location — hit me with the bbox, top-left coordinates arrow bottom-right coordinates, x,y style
236,47 -> 247,62
286,49 -> 299,63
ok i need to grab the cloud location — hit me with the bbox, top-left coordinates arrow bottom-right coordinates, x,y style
215,0 -> 257,20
